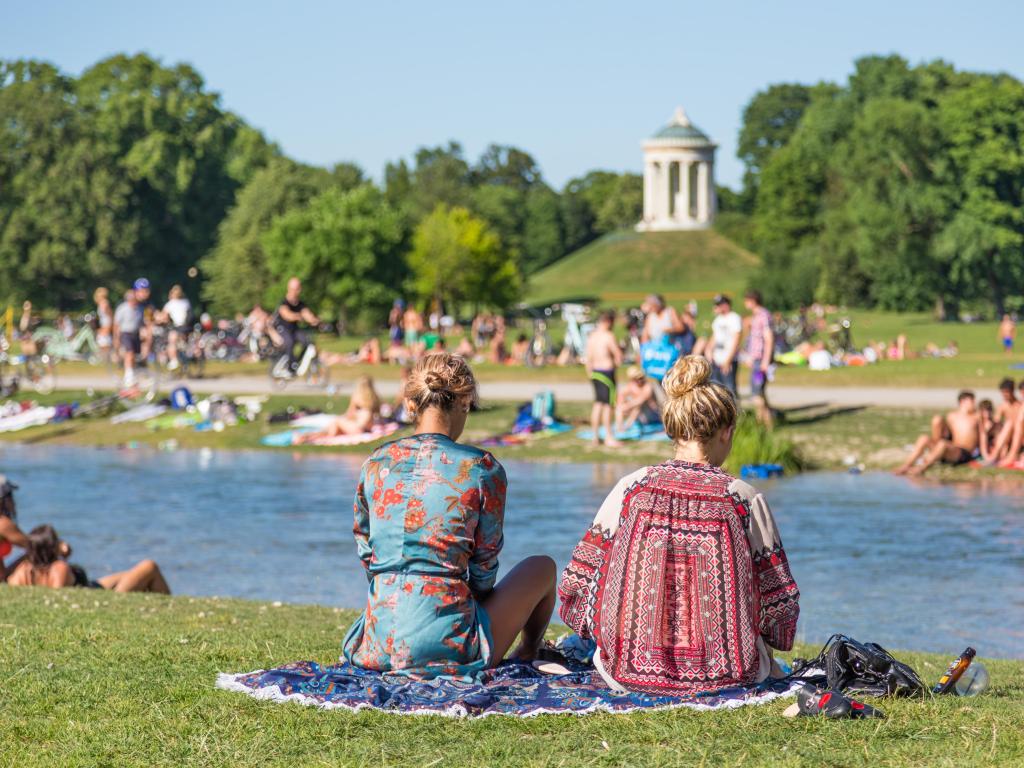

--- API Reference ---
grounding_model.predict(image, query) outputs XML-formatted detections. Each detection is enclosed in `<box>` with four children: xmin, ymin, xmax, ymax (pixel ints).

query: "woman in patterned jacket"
<box><xmin>342</xmin><ymin>351</ymin><xmax>556</xmax><ymax>678</ymax></box>
<box><xmin>558</xmin><ymin>355</ymin><xmax>800</xmax><ymax>696</ymax></box>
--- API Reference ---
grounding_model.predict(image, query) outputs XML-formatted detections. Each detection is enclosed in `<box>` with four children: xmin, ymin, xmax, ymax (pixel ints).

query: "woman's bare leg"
<box><xmin>97</xmin><ymin>559</ymin><xmax>171</xmax><ymax>594</ymax></box>
<box><xmin>481</xmin><ymin>555</ymin><xmax>556</xmax><ymax>664</ymax></box>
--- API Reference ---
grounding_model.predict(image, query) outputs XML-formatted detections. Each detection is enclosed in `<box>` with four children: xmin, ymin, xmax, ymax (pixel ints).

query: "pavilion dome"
<box><xmin>646</xmin><ymin>107</ymin><xmax>715</xmax><ymax>148</ymax></box>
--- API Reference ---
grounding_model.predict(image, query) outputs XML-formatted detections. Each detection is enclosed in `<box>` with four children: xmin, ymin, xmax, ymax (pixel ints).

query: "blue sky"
<box><xmin>4</xmin><ymin>0</ymin><xmax>1022</xmax><ymax>189</ymax></box>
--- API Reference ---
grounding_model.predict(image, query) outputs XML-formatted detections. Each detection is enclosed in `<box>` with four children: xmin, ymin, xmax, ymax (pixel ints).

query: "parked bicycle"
<box><xmin>0</xmin><ymin>335</ymin><xmax>56</xmax><ymax>395</ymax></box>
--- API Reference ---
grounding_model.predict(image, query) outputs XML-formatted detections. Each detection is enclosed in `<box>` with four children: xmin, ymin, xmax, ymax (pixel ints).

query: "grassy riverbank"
<box><xmin>4</xmin><ymin>391</ymin><xmax>1023</xmax><ymax>480</ymax></box>
<box><xmin>1</xmin><ymin>587</ymin><xmax>1021</xmax><ymax>767</ymax></box>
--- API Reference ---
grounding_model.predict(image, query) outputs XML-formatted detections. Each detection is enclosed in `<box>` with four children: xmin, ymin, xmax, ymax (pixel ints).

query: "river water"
<box><xmin>2</xmin><ymin>444</ymin><xmax>1022</xmax><ymax>658</ymax></box>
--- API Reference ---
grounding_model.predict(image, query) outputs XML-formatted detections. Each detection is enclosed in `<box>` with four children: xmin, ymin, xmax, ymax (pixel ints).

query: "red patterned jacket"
<box><xmin>558</xmin><ymin>460</ymin><xmax>800</xmax><ymax>696</ymax></box>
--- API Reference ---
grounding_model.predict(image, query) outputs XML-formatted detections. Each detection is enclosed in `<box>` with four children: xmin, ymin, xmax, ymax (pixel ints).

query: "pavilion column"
<box><xmin>643</xmin><ymin>161</ymin><xmax>655</xmax><ymax>221</ymax></box>
<box><xmin>649</xmin><ymin>161</ymin><xmax>659</xmax><ymax>223</ymax></box>
<box><xmin>697</xmin><ymin>161</ymin><xmax>709</xmax><ymax>222</ymax></box>
<box><xmin>677</xmin><ymin>158</ymin><xmax>690</xmax><ymax>223</ymax></box>
<box><xmin>707</xmin><ymin>160</ymin><xmax>716</xmax><ymax>219</ymax></box>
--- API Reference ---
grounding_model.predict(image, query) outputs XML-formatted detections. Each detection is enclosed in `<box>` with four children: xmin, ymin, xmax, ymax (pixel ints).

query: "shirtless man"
<box><xmin>999</xmin><ymin>314</ymin><xmax>1016</xmax><ymax>355</ymax></box>
<box><xmin>995</xmin><ymin>380</ymin><xmax>1024</xmax><ymax>467</ymax></box>
<box><xmin>982</xmin><ymin>378</ymin><xmax>1022</xmax><ymax>463</ymax></box>
<box><xmin>894</xmin><ymin>391</ymin><xmax>979</xmax><ymax>476</ymax></box>
<box><xmin>585</xmin><ymin>310</ymin><xmax>623</xmax><ymax>447</ymax></box>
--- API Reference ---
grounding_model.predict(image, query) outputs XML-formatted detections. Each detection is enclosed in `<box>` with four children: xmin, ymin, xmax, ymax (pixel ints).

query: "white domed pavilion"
<box><xmin>637</xmin><ymin>107</ymin><xmax>717</xmax><ymax>231</ymax></box>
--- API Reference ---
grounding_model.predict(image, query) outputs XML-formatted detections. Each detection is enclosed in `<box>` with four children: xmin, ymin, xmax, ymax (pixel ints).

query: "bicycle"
<box><xmin>31</xmin><ymin>321</ymin><xmax>100</xmax><ymax>364</ymax></box>
<box><xmin>0</xmin><ymin>335</ymin><xmax>57</xmax><ymax>395</ymax></box>
<box><xmin>269</xmin><ymin>341</ymin><xmax>330</xmax><ymax>389</ymax></box>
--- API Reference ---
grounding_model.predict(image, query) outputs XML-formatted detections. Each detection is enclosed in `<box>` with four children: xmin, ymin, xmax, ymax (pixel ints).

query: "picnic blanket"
<box><xmin>0</xmin><ymin>405</ymin><xmax>56</xmax><ymax>433</ymax></box>
<box><xmin>576</xmin><ymin>422</ymin><xmax>670</xmax><ymax>443</ymax></box>
<box><xmin>261</xmin><ymin>421</ymin><xmax>401</xmax><ymax>447</ymax></box>
<box><xmin>217</xmin><ymin>659</ymin><xmax>802</xmax><ymax>718</ymax></box>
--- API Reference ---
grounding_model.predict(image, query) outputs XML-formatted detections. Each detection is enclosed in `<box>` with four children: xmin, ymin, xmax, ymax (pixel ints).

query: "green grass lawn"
<box><xmin>525</xmin><ymin>229</ymin><xmax>760</xmax><ymax>308</ymax></box>
<box><xmin>1</xmin><ymin>587</ymin><xmax>1021</xmax><ymax>767</ymax></box>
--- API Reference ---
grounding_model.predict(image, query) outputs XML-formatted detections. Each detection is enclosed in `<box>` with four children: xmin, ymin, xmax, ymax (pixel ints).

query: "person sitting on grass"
<box><xmin>894</xmin><ymin>391</ymin><xmax>980</xmax><ymax>476</ymax></box>
<box><xmin>454</xmin><ymin>336</ymin><xmax>476</xmax><ymax>360</ymax></box>
<box><xmin>510</xmin><ymin>334</ymin><xmax>530</xmax><ymax>365</ymax></box>
<box><xmin>614</xmin><ymin>366</ymin><xmax>659</xmax><ymax>433</ymax></box>
<box><xmin>977</xmin><ymin>399</ymin><xmax>1001</xmax><ymax>463</ymax></box>
<box><xmin>559</xmin><ymin>355</ymin><xmax>800</xmax><ymax>695</ymax></box>
<box><xmin>995</xmin><ymin>384</ymin><xmax>1024</xmax><ymax>468</ymax></box>
<box><xmin>982</xmin><ymin>379</ymin><xmax>1022</xmax><ymax>463</ymax></box>
<box><xmin>6</xmin><ymin>524</ymin><xmax>171</xmax><ymax>593</ymax></box>
<box><xmin>585</xmin><ymin>309</ymin><xmax>623</xmax><ymax>448</ymax></box>
<box><xmin>341</xmin><ymin>352</ymin><xmax>556</xmax><ymax>677</ymax></box>
<box><xmin>293</xmin><ymin>376</ymin><xmax>382</xmax><ymax>444</ymax></box>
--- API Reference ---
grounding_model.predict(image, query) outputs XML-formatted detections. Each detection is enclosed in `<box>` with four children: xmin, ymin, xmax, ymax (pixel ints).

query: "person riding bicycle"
<box><xmin>274</xmin><ymin>277</ymin><xmax>319</xmax><ymax>375</ymax></box>
<box><xmin>161</xmin><ymin>285</ymin><xmax>193</xmax><ymax>372</ymax></box>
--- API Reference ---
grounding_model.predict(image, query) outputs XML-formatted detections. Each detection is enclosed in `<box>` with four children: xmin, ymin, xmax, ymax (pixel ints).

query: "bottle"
<box><xmin>932</xmin><ymin>647</ymin><xmax>976</xmax><ymax>694</ymax></box>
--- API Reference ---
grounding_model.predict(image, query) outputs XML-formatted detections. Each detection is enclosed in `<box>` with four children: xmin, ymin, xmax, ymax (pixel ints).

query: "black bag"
<box><xmin>792</xmin><ymin>634</ymin><xmax>925</xmax><ymax>698</ymax></box>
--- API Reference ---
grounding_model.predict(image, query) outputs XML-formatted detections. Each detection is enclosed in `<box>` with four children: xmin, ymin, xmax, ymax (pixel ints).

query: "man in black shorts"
<box><xmin>585</xmin><ymin>310</ymin><xmax>623</xmax><ymax>447</ymax></box>
<box><xmin>113</xmin><ymin>288</ymin><xmax>144</xmax><ymax>387</ymax></box>
<box><xmin>894</xmin><ymin>391</ymin><xmax>980</xmax><ymax>476</ymax></box>
<box><xmin>275</xmin><ymin>277</ymin><xmax>320</xmax><ymax>373</ymax></box>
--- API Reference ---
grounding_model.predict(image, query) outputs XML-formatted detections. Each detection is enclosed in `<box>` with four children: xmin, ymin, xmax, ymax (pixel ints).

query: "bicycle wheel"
<box><xmin>307</xmin><ymin>360</ymin><xmax>330</xmax><ymax>389</ymax></box>
<box><xmin>25</xmin><ymin>356</ymin><xmax>56</xmax><ymax>395</ymax></box>
<box><xmin>269</xmin><ymin>355</ymin><xmax>291</xmax><ymax>390</ymax></box>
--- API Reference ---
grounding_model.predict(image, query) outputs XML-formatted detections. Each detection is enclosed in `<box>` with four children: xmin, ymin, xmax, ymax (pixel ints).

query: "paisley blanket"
<box><xmin>217</xmin><ymin>660</ymin><xmax>801</xmax><ymax>718</ymax></box>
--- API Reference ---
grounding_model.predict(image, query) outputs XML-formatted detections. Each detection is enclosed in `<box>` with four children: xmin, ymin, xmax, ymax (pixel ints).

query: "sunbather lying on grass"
<box><xmin>7</xmin><ymin>524</ymin><xmax>170</xmax><ymax>593</ymax></box>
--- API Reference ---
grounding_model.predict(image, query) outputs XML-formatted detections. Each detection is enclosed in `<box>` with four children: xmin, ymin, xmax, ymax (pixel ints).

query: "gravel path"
<box><xmin>49</xmin><ymin>373</ymin><xmax>999</xmax><ymax>410</ymax></box>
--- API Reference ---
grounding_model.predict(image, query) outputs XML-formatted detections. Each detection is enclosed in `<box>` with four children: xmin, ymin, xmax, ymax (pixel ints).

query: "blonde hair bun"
<box><xmin>663</xmin><ymin>355</ymin><xmax>711</xmax><ymax>398</ymax></box>
<box><xmin>405</xmin><ymin>352</ymin><xmax>478</xmax><ymax>415</ymax></box>
<box><xmin>661</xmin><ymin>355</ymin><xmax>737</xmax><ymax>443</ymax></box>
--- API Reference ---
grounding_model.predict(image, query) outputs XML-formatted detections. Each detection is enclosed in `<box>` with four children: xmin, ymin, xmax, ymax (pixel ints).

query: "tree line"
<box><xmin>0</xmin><ymin>54</ymin><xmax>641</xmax><ymax>326</ymax></box>
<box><xmin>722</xmin><ymin>54</ymin><xmax>1024</xmax><ymax>317</ymax></box>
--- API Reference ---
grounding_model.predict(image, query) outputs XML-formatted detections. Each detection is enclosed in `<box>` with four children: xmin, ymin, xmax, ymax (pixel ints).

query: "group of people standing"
<box><xmin>339</xmin><ymin>350</ymin><xmax>800</xmax><ymax>694</ymax></box>
<box><xmin>584</xmin><ymin>290</ymin><xmax>777</xmax><ymax>446</ymax></box>
<box><xmin>93</xmin><ymin>278</ymin><xmax>195</xmax><ymax>386</ymax></box>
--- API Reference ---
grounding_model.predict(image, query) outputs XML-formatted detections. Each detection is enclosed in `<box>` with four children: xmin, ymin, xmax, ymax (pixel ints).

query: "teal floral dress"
<box><xmin>342</xmin><ymin>433</ymin><xmax>507</xmax><ymax>679</ymax></box>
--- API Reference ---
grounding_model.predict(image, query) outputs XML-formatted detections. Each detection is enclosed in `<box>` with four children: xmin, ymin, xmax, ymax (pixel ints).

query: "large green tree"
<box><xmin>200</xmin><ymin>159</ymin><xmax>348</xmax><ymax>315</ymax></box>
<box><xmin>935</xmin><ymin>75</ymin><xmax>1024</xmax><ymax>316</ymax></box>
<box><xmin>0</xmin><ymin>54</ymin><xmax>273</xmax><ymax>308</ymax></box>
<box><xmin>407</xmin><ymin>205</ymin><xmax>520</xmax><ymax>310</ymax></box>
<box><xmin>262</xmin><ymin>185</ymin><xmax>405</xmax><ymax>331</ymax></box>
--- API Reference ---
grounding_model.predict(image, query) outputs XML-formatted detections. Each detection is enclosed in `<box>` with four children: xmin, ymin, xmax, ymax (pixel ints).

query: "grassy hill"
<box><xmin>525</xmin><ymin>229</ymin><xmax>760</xmax><ymax>308</ymax></box>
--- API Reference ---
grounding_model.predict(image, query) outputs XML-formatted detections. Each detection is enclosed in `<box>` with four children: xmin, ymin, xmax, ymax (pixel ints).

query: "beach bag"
<box><xmin>170</xmin><ymin>386</ymin><xmax>194</xmax><ymax>410</ymax></box>
<box><xmin>640</xmin><ymin>339</ymin><xmax>680</xmax><ymax>382</ymax></box>
<box><xmin>531</xmin><ymin>390</ymin><xmax>556</xmax><ymax>422</ymax></box>
<box><xmin>793</xmin><ymin>634</ymin><xmax>925</xmax><ymax>698</ymax></box>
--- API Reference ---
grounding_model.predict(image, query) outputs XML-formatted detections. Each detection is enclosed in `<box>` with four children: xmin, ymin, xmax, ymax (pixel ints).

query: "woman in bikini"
<box><xmin>7</xmin><ymin>524</ymin><xmax>171</xmax><ymax>594</ymax></box>
<box><xmin>293</xmin><ymin>376</ymin><xmax>382</xmax><ymax>444</ymax></box>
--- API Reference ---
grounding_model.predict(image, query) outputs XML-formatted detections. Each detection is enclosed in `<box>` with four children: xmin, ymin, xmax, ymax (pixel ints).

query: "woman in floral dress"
<box><xmin>559</xmin><ymin>355</ymin><xmax>801</xmax><ymax>696</ymax></box>
<box><xmin>343</xmin><ymin>351</ymin><xmax>556</xmax><ymax>678</ymax></box>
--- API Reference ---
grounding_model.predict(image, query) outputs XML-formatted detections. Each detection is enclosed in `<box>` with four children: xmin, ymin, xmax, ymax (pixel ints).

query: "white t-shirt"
<box><xmin>711</xmin><ymin>311</ymin><xmax>742</xmax><ymax>367</ymax></box>
<box><xmin>163</xmin><ymin>298</ymin><xmax>192</xmax><ymax>328</ymax></box>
